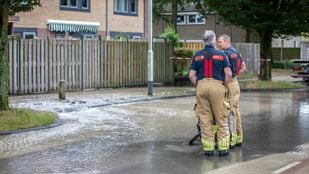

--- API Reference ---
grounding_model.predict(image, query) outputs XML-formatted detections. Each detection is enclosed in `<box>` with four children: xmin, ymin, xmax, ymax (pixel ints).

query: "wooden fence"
<box><xmin>8</xmin><ymin>37</ymin><xmax>174</xmax><ymax>95</ymax></box>
<box><xmin>181</xmin><ymin>41</ymin><xmax>260</xmax><ymax>74</ymax></box>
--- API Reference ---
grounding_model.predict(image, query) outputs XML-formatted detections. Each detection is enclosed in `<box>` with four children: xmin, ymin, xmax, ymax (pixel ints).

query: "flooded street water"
<box><xmin>0</xmin><ymin>89</ymin><xmax>308</xmax><ymax>174</ymax></box>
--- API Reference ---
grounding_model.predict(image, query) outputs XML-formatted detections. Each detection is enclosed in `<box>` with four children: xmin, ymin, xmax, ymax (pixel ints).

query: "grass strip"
<box><xmin>0</xmin><ymin>108</ymin><xmax>56</xmax><ymax>131</ymax></box>
<box><xmin>239</xmin><ymin>80</ymin><xmax>305</xmax><ymax>90</ymax></box>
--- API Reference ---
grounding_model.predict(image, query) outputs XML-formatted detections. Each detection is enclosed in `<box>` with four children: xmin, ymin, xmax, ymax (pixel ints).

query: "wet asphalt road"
<box><xmin>0</xmin><ymin>89</ymin><xmax>308</xmax><ymax>174</ymax></box>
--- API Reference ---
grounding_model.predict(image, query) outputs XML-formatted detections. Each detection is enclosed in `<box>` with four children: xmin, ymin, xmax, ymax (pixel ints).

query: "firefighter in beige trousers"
<box><xmin>189</xmin><ymin>30</ymin><xmax>232</xmax><ymax>156</ymax></box>
<box><xmin>217</xmin><ymin>34</ymin><xmax>247</xmax><ymax>147</ymax></box>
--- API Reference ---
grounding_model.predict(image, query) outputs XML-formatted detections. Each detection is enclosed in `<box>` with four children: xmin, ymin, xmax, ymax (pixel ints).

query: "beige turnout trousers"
<box><xmin>227</xmin><ymin>77</ymin><xmax>243</xmax><ymax>145</ymax></box>
<box><xmin>195</xmin><ymin>78</ymin><xmax>230</xmax><ymax>151</ymax></box>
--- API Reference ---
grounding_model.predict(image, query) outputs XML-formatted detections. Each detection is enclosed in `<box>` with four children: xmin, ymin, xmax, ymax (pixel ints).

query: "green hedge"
<box><xmin>272</xmin><ymin>48</ymin><xmax>300</xmax><ymax>61</ymax></box>
<box><xmin>272</xmin><ymin>61</ymin><xmax>296</xmax><ymax>69</ymax></box>
<box><xmin>172</xmin><ymin>48</ymin><xmax>193</xmax><ymax>78</ymax></box>
<box><xmin>173</xmin><ymin>48</ymin><xmax>193</xmax><ymax>58</ymax></box>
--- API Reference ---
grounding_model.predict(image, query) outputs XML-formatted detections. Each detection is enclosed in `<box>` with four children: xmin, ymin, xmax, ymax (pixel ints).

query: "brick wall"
<box><xmin>13</xmin><ymin>0</ymin><xmax>145</xmax><ymax>38</ymax></box>
<box><xmin>107</xmin><ymin>0</ymin><xmax>145</xmax><ymax>35</ymax></box>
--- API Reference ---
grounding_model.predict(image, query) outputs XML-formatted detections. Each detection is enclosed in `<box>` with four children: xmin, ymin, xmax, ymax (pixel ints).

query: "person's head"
<box><xmin>217</xmin><ymin>34</ymin><xmax>231</xmax><ymax>50</ymax></box>
<box><xmin>203</xmin><ymin>30</ymin><xmax>216</xmax><ymax>46</ymax></box>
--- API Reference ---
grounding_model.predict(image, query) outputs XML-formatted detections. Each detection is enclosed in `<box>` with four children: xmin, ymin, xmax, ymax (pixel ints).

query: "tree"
<box><xmin>196</xmin><ymin>0</ymin><xmax>309</xmax><ymax>80</ymax></box>
<box><xmin>0</xmin><ymin>0</ymin><xmax>41</xmax><ymax>110</ymax></box>
<box><xmin>153</xmin><ymin>0</ymin><xmax>193</xmax><ymax>32</ymax></box>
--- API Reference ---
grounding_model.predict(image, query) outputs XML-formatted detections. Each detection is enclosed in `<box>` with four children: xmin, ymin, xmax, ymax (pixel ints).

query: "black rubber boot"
<box><xmin>236</xmin><ymin>142</ymin><xmax>242</xmax><ymax>147</ymax></box>
<box><xmin>218</xmin><ymin>150</ymin><xmax>230</xmax><ymax>157</ymax></box>
<box><xmin>229</xmin><ymin>144</ymin><xmax>235</xmax><ymax>149</ymax></box>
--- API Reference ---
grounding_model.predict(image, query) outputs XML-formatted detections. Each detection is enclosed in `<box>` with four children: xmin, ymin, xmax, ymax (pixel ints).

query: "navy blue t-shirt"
<box><xmin>224</xmin><ymin>47</ymin><xmax>244</xmax><ymax>77</ymax></box>
<box><xmin>190</xmin><ymin>45</ymin><xmax>230</xmax><ymax>81</ymax></box>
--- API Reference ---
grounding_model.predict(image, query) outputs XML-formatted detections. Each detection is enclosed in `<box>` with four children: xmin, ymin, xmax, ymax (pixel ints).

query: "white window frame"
<box><xmin>60</xmin><ymin>0</ymin><xmax>78</xmax><ymax>8</ymax></box>
<box><xmin>114</xmin><ymin>0</ymin><xmax>137</xmax><ymax>15</ymax></box>
<box><xmin>187</xmin><ymin>14</ymin><xmax>205</xmax><ymax>25</ymax></box>
<box><xmin>114</xmin><ymin>0</ymin><xmax>128</xmax><ymax>13</ymax></box>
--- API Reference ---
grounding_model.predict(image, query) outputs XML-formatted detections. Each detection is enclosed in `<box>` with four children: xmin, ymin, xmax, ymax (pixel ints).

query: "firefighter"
<box><xmin>217</xmin><ymin>34</ymin><xmax>247</xmax><ymax>147</ymax></box>
<box><xmin>189</xmin><ymin>30</ymin><xmax>232</xmax><ymax>156</ymax></box>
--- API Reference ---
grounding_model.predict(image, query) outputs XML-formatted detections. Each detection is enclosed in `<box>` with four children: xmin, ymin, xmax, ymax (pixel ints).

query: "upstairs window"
<box><xmin>114</xmin><ymin>0</ymin><xmax>138</xmax><ymax>16</ymax></box>
<box><xmin>187</xmin><ymin>14</ymin><xmax>205</xmax><ymax>25</ymax></box>
<box><xmin>60</xmin><ymin>0</ymin><xmax>90</xmax><ymax>12</ymax></box>
<box><xmin>177</xmin><ymin>15</ymin><xmax>185</xmax><ymax>25</ymax></box>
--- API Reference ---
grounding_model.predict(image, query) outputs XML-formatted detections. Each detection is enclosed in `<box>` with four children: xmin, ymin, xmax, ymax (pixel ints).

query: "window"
<box><xmin>177</xmin><ymin>15</ymin><xmax>185</xmax><ymax>25</ymax></box>
<box><xmin>187</xmin><ymin>14</ymin><xmax>205</xmax><ymax>24</ymax></box>
<box><xmin>23</xmin><ymin>32</ymin><xmax>36</xmax><ymax>39</ymax></box>
<box><xmin>114</xmin><ymin>0</ymin><xmax>137</xmax><ymax>16</ymax></box>
<box><xmin>81</xmin><ymin>0</ymin><xmax>88</xmax><ymax>9</ymax></box>
<box><xmin>55</xmin><ymin>32</ymin><xmax>65</xmax><ymax>38</ymax></box>
<box><xmin>110</xmin><ymin>31</ymin><xmax>142</xmax><ymax>39</ymax></box>
<box><xmin>13</xmin><ymin>28</ymin><xmax>37</xmax><ymax>38</ymax></box>
<box><xmin>60</xmin><ymin>0</ymin><xmax>90</xmax><ymax>12</ymax></box>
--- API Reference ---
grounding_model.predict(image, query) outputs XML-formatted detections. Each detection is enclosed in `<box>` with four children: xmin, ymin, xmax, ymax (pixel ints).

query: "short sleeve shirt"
<box><xmin>190</xmin><ymin>45</ymin><xmax>230</xmax><ymax>81</ymax></box>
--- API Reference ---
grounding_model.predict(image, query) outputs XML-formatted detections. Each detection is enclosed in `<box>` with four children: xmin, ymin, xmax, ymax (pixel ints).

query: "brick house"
<box><xmin>153</xmin><ymin>3</ymin><xmax>247</xmax><ymax>42</ymax></box>
<box><xmin>8</xmin><ymin>0</ymin><xmax>147</xmax><ymax>39</ymax></box>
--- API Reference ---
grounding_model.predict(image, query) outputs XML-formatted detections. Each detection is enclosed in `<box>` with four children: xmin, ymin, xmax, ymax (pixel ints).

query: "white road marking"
<box><xmin>272</xmin><ymin>161</ymin><xmax>302</xmax><ymax>174</ymax></box>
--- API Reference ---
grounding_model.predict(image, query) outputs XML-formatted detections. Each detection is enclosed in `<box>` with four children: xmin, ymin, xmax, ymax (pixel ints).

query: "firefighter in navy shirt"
<box><xmin>189</xmin><ymin>30</ymin><xmax>232</xmax><ymax>156</ymax></box>
<box><xmin>217</xmin><ymin>34</ymin><xmax>247</xmax><ymax>148</ymax></box>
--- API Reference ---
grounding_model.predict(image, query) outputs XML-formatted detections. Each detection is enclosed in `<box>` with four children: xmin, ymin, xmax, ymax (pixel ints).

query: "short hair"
<box><xmin>203</xmin><ymin>30</ymin><xmax>216</xmax><ymax>46</ymax></box>
<box><xmin>218</xmin><ymin>34</ymin><xmax>231</xmax><ymax>43</ymax></box>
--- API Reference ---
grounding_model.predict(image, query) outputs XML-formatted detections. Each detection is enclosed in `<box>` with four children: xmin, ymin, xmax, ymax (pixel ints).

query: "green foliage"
<box><xmin>173</xmin><ymin>48</ymin><xmax>193</xmax><ymax>58</ymax></box>
<box><xmin>237</xmin><ymin>73</ymin><xmax>257</xmax><ymax>80</ymax></box>
<box><xmin>160</xmin><ymin>26</ymin><xmax>180</xmax><ymax>47</ymax></box>
<box><xmin>196</xmin><ymin>0</ymin><xmax>309</xmax><ymax>81</ymax></box>
<box><xmin>272</xmin><ymin>61</ymin><xmax>296</xmax><ymax>69</ymax></box>
<box><xmin>196</xmin><ymin>1</ymin><xmax>309</xmax><ymax>36</ymax></box>
<box><xmin>174</xmin><ymin>59</ymin><xmax>191</xmax><ymax>78</ymax></box>
<box><xmin>8</xmin><ymin>0</ymin><xmax>41</xmax><ymax>15</ymax></box>
<box><xmin>0</xmin><ymin>108</ymin><xmax>55</xmax><ymax>131</ymax></box>
<box><xmin>1</xmin><ymin>0</ymin><xmax>41</xmax><ymax>110</ymax></box>
<box><xmin>153</xmin><ymin>0</ymin><xmax>191</xmax><ymax>24</ymax></box>
<box><xmin>172</xmin><ymin>48</ymin><xmax>193</xmax><ymax>78</ymax></box>
<box><xmin>239</xmin><ymin>80</ymin><xmax>304</xmax><ymax>90</ymax></box>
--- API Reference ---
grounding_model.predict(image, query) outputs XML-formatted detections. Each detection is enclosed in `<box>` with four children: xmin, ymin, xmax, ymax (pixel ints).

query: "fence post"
<box><xmin>47</xmin><ymin>37</ymin><xmax>50</xmax><ymax>92</ymax></box>
<box><xmin>80</xmin><ymin>37</ymin><xmax>84</xmax><ymax>90</ymax></box>
<box><xmin>99</xmin><ymin>35</ymin><xmax>102</xmax><ymax>87</ymax></box>
<box><xmin>58</xmin><ymin>80</ymin><xmax>65</xmax><ymax>100</ymax></box>
<box><xmin>18</xmin><ymin>36</ymin><xmax>22</xmax><ymax>95</ymax></box>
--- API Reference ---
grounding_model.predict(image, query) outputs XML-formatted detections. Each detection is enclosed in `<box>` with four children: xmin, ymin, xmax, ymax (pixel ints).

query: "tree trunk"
<box><xmin>245</xmin><ymin>30</ymin><xmax>250</xmax><ymax>42</ymax></box>
<box><xmin>258</xmin><ymin>30</ymin><xmax>273</xmax><ymax>81</ymax></box>
<box><xmin>0</xmin><ymin>0</ymin><xmax>10</xmax><ymax>110</ymax></box>
<box><xmin>171</xmin><ymin>0</ymin><xmax>177</xmax><ymax>32</ymax></box>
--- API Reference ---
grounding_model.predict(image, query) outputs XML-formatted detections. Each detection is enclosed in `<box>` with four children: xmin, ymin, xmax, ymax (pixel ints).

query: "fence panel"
<box><xmin>8</xmin><ymin>38</ymin><xmax>174</xmax><ymax>95</ymax></box>
<box><xmin>301</xmin><ymin>42</ymin><xmax>309</xmax><ymax>60</ymax></box>
<box><xmin>181</xmin><ymin>41</ymin><xmax>260</xmax><ymax>74</ymax></box>
<box><xmin>233</xmin><ymin>43</ymin><xmax>260</xmax><ymax>74</ymax></box>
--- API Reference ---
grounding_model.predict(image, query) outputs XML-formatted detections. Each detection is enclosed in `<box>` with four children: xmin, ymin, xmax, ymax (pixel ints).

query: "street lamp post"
<box><xmin>147</xmin><ymin>0</ymin><xmax>153</xmax><ymax>96</ymax></box>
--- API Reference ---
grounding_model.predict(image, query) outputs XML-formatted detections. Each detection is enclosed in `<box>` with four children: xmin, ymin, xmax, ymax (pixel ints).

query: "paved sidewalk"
<box><xmin>9</xmin><ymin>87</ymin><xmax>196</xmax><ymax>113</ymax></box>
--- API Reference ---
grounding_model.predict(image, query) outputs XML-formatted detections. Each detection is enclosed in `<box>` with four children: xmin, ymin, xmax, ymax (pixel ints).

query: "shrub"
<box><xmin>173</xmin><ymin>48</ymin><xmax>193</xmax><ymax>58</ymax></box>
<box><xmin>160</xmin><ymin>26</ymin><xmax>180</xmax><ymax>48</ymax></box>
<box><xmin>172</xmin><ymin>48</ymin><xmax>193</xmax><ymax>78</ymax></box>
<box><xmin>273</xmin><ymin>61</ymin><xmax>296</xmax><ymax>69</ymax></box>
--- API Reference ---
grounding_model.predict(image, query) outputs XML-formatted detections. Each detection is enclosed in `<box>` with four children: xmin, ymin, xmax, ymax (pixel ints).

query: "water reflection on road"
<box><xmin>0</xmin><ymin>90</ymin><xmax>308</xmax><ymax>174</ymax></box>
